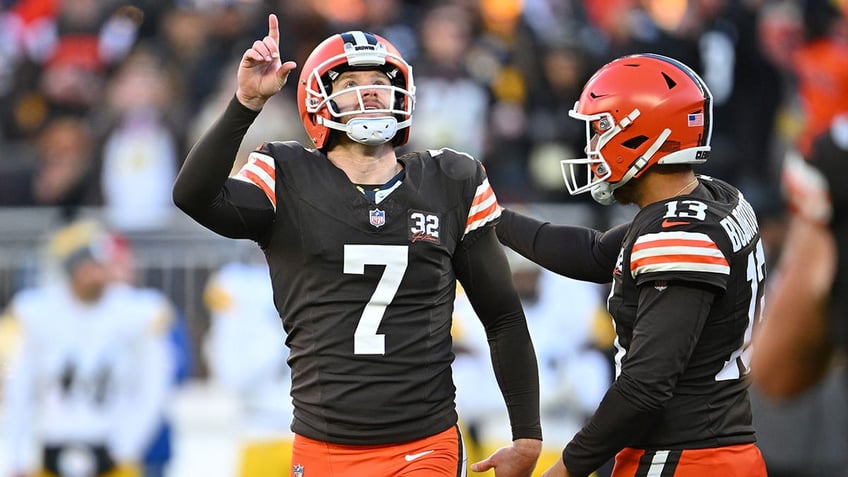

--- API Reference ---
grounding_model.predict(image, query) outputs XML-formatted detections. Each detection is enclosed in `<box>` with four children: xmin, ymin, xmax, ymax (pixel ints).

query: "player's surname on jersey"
<box><xmin>719</xmin><ymin>195</ymin><xmax>760</xmax><ymax>252</ymax></box>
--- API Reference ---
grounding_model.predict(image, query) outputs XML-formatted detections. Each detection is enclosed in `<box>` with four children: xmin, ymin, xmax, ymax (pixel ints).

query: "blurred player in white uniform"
<box><xmin>107</xmin><ymin>232</ymin><xmax>190</xmax><ymax>477</ymax></box>
<box><xmin>451</xmin><ymin>249</ymin><xmax>610</xmax><ymax>476</ymax></box>
<box><xmin>203</xmin><ymin>259</ymin><xmax>292</xmax><ymax>477</ymax></box>
<box><xmin>1</xmin><ymin>219</ymin><xmax>174</xmax><ymax>477</ymax></box>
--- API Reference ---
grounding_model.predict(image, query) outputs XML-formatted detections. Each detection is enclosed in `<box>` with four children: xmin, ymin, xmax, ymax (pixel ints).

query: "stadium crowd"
<box><xmin>0</xmin><ymin>0</ymin><xmax>807</xmax><ymax>217</ymax></box>
<box><xmin>0</xmin><ymin>0</ymin><xmax>846</xmax><ymax>476</ymax></box>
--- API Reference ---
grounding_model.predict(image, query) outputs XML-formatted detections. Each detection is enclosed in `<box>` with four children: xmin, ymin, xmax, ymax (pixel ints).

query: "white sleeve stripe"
<box><xmin>469</xmin><ymin>190</ymin><xmax>497</xmax><ymax>216</ymax></box>
<box><xmin>235</xmin><ymin>162</ymin><xmax>275</xmax><ymax>192</ymax></box>
<box><xmin>247</xmin><ymin>151</ymin><xmax>275</xmax><ymax>167</ymax></box>
<box><xmin>635</xmin><ymin>231</ymin><xmax>712</xmax><ymax>242</ymax></box>
<box><xmin>631</xmin><ymin>245</ymin><xmax>726</xmax><ymax>261</ymax></box>
<box><xmin>464</xmin><ymin>207</ymin><xmax>501</xmax><ymax>235</ymax></box>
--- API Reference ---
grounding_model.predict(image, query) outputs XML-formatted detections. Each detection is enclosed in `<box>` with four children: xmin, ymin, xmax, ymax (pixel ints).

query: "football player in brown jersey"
<box><xmin>496</xmin><ymin>54</ymin><xmax>768</xmax><ymax>477</ymax></box>
<box><xmin>173</xmin><ymin>13</ymin><xmax>542</xmax><ymax>477</ymax></box>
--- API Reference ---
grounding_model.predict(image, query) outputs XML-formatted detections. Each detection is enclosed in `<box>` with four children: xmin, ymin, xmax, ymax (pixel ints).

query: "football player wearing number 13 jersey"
<box><xmin>173</xmin><ymin>13</ymin><xmax>542</xmax><ymax>477</ymax></box>
<box><xmin>496</xmin><ymin>54</ymin><xmax>768</xmax><ymax>477</ymax></box>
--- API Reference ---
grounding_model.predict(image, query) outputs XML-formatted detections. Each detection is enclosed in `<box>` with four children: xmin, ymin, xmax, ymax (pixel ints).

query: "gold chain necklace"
<box><xmin>674</xmin><ymin>178</ymin><xmax>698</xmax><ymax>197</ymax></box>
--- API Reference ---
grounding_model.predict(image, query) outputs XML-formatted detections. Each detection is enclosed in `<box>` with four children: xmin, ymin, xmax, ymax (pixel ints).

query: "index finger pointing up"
<box><xmin>268</xmin><ymin>14</ymin><xmax>280</xmax><ymax>47</ymax></box>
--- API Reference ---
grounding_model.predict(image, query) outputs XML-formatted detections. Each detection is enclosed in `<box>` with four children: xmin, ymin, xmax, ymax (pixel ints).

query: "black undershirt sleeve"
<box><xmin>495</xmin><ymin>208</ymin><xmax>628</xmax><ymax>283</ymax></box>
<box><xmin>172</xmin><ymin>96</ymin><xmax>276</xmax><ymax>241</ymax></box>
<box><xmin>454</xmin><ymin>226</ymin><xmax>542</xmax><ymax>441</ymax></box>
<box><xmin>563</xmin><ymin>283</ymin><xmax>716</xmax><ymax>477</ymax></box>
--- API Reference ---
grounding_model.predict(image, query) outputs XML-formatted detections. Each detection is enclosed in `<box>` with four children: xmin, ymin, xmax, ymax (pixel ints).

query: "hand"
<box><xmin>236</xmin><ymin>13</ymin><xmax>297</xmax><ymax>111</ymax></box>
<box><xmin>539</xmin><ymin>457</ymin><xmax>575</xmax><ymax>477</ymax></box>
<box><xmin>471</xmin><ymin>438</ymin><xmax>541</xmax><ymax>477</ymax></box>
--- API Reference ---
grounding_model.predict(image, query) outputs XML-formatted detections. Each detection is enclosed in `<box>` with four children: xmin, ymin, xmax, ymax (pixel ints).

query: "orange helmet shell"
<box><xmin>561</xmin><ymin>54</ymin><xmax>713</xmax><ymax>200</ymax></box>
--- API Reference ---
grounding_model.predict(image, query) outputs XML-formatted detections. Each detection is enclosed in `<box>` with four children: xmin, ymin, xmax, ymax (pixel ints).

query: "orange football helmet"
<box><xmin>297</xmin><ymin>31</ymin><xmax>415</xmax><ymax>149</ymax></box>
<box><xmin>561</xmin><ymin>54</ymin><xmax>713</xmax><ymax>205</ymax></box>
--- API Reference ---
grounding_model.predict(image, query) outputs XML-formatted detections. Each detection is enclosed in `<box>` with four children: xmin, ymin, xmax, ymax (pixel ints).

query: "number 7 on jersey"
<box><xmin>344</xmin><ymin>245</ymin><xmax>409</xmax><ymax>355</ymax></box>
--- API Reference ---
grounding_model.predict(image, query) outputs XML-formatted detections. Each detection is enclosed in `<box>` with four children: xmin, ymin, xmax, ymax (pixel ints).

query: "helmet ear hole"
<box><xmin>621</xmin><ymin>136</ymin><xmax>649</xmax><ymax>149</ymax></box>
<box><xmin>661</xmin><ymin>72</ymin><xmax>677</xmax><ymax>89</ymax></box>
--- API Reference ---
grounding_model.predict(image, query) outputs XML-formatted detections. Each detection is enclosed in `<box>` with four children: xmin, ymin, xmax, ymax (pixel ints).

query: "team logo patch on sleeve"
<box><xmin>409</xmin><ymin>210</ymin><xmax>441</xmax><ymax>244</ymax></box>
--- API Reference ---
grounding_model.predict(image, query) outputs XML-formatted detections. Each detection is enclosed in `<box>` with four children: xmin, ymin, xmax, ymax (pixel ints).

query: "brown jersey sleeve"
<box><xmin>496</xmin><ymin>208</ymin><xmax>627</xmax><ymax>283</ymax></box>
<box><xmin>173</xmin><ymin>96</ymin><xmax>276</xmax><ymax>241</ymax></box>
<box><xmin>454</xmin><ymin>226</ymin><xmax>543</xmax><ymax>441</ymax></box>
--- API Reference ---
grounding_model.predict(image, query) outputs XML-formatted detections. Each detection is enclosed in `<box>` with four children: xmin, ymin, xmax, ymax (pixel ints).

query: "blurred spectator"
<box><xmin>99</xmin><ymin>47</ymin><xmax>181</xmax><ymax>231</ymax></box>
<box><xmin>359</xmin><ymin>0</ymin><xmax>419</xmax><ymax>61</ymax></box>
<box><xmin>151</xmin><ymin>6</ymin><xmax>212</xmax><ymax>113</ymax></box>
<box><xmin>522</xmin><ymin>0</ymin><xmax>593</xmax><ymax>48</ymax></box>
<box><xmin>272</xmin><ymin>2</ymin><xmax>332</xmax><ymax>78</ymax></box>
<box><xmin>677</xmin><ymin>0</ymin><xmax>785</xmax><ymax>212</ymax></box>
<box><xmin>203</xmin><ymin>256</ymin><xmax>292</xmax><ymax>477</ymax></box>
<box><xmin>791</xmin><ymin>11</ymin><xmax>848</xmax><ymax>159</ymax></box>
<box><xmin>524</xmin><ymin>42</ymin><xmax>595</xmax><ymax>201</ymax></box>
<box><xmin>0</xmin><ymin>0</ymin><xmax>140</xmax><ymax>132</ymax></box>
<box><xmin>405</xmin><ymin>3</ymin><xmax>489</xmax><ymax>159</ymax></box>
<box><xmin>0</xmin><ymin>0</ymin><xmax>58</xmax><ymax>67</ymax></box>
<box><xmin>469</xmin><ymin>0</ymin><xmax>544</xmax><ymax>202</ymax></box>
<box><xmin>40</xmin><ymin>0</ymin><xmax>135</xmax><ymax>115</ymax></box>
<box><xmin>174</xmin><ymin>1</ymin><xmax>266</xmax><ymax>112</ymax></box>
<box><xmin>1</xmin><ymin>219</ymin><xmax>174</xmax><ymax>477</ymax></box>
<box><xmin>0</xmin><ymin>115</ymin><xmax>101</xmax><ymax>213</ymax></box>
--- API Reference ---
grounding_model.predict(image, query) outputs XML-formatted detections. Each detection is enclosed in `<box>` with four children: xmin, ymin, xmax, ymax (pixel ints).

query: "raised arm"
<box><xmin>236</xmin><ymin>13</ymin><xmax>297</xmax><ymax>111</ymax></box>
<box><xmin>172</xmin><ymin>14</ymin><xmax>297</xmax><ymax>240</ymax></box>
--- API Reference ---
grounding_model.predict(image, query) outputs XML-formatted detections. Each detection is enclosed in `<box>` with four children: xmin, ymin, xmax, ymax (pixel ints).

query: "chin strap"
<box><xmin>591</xmin><ymin>183</ymin><xmax>616</xmax><ymax>205</ymax></box>
<box><xmin>590</xmin><ymin>127</ymin><xmax>672</xmax><ymax>206</ymax></box>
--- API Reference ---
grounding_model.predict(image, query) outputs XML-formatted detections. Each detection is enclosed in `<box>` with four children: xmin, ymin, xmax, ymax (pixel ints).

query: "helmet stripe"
<box><xmin>340</xmin><ymin>31</ymin><xmax>379</xmax><ymax>47</ymax></box>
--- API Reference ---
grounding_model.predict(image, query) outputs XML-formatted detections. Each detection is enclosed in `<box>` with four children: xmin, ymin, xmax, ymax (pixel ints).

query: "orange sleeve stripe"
<box><xmin>252</xmin><ymin>156</ymin><xmax>276</xmax><ymax>177</ymax></box>
<box><xmin>471</xmin><ymin>185</ymin><xmax>494</xmax><ymax>207</ymax></box>
<box><xmin>241</xmin><ymin>169</ymin><xmax>276</xmax><ymax>208</ymax></box>
<box><xmin>631</xmin><ymin>253</ymin><xmax>729</xmax><ymax>268</ymax></box>
<box><xmin>466</xmin><ymin>201</ymin><xmax>499</xmax><ymax>228</ymax></box>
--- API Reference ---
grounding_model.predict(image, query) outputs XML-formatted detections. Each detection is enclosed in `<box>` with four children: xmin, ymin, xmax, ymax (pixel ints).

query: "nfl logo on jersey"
<box><xmin>369</xmin><ymin>208</ymin><xmax>386</xmax><ymax>228</ymax></box>
<box><xmin>293</xmin><ymin>464</ymin><xmax>304</xmax><ymax>477</ymax></box>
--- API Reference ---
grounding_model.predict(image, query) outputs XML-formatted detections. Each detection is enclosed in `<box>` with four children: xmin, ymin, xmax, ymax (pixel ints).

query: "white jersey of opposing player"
<box><xmin>451</xmin><ymin>266</ymin><xmax>611</xmax><ymax>446</ymax></box>
<box><xmin>203</xmin><ymin>262</ymin><xmax>292</xmax><ymax>438</ymax></box>
<box><xmin>2</xmin><ymin>282</ymin><xmax>174</xmax><ymax>474</ymax></box>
